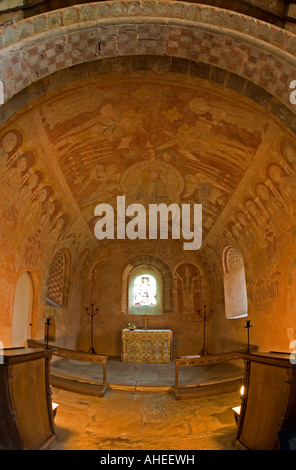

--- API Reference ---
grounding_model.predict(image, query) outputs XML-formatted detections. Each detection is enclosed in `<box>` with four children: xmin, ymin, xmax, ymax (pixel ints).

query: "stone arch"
<box><xmin>0</xmin><ymin>1</ymin><xmax>295</xmax><ymax>134</ymax></box>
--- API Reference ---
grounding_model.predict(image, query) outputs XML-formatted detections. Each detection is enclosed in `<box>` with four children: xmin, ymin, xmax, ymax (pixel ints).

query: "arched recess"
<box><xmin>127</xmin><ymin>266</ymin><xmax>163</xmax><ymax>315</ymax></box>
<box><xmin>12</xmin><ymin>271</ymin><xmax>34</xmax><ymax>347</ymax></box>
<box><xmin>221</xmin><ymin>246</ymin><xmax>248</xmax><ymax>319</ymax></box>
<box><xmin>172</xmin><ymin>262</ymin><xmax>204</xmax><ymax>314</ymax></box>
<box><xmin>121</xmin><ymin>255</ymin><xmax>173</xmax><ymax>314</ymax></box>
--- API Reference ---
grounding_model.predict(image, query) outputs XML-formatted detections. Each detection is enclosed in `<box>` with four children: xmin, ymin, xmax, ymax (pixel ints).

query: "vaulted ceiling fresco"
<box><xmin>30</xmin><ymin>73</ymin><xmax>270</xmax><ymax>231</ymax></box>
<box><xmin>1</xmin><ymin>70</ymin><xmax>296</xmax><ymax>274</ymax></box>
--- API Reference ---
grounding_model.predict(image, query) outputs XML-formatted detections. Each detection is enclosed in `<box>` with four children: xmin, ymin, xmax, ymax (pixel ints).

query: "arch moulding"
<box><xmin>0</xmin><ymin>1</ymin><xmax>296</xmax><ymax>132</ymax></box>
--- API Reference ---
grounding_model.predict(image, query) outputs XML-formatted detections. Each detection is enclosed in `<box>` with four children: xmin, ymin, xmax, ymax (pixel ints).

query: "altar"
<box><xmin>121</xmin><ymin>329</ymin><xmax>173</xmax><ymax>363</ymax></box>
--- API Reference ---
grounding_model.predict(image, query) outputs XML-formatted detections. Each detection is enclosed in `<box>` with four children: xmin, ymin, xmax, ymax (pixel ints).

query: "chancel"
<box><xmin>1</xmin><ymin>0</ymin><xmax>296</xmax><ymax>452</ymax></box>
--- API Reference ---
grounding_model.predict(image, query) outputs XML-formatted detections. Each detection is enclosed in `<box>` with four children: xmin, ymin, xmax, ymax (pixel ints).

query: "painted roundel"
<box><xmin>120</xmin><ymin>160</ymin><xmax>185</xmax><ymax>206</ymax></box>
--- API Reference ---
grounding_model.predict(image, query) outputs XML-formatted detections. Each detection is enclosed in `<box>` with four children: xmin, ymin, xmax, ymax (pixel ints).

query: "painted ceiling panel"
<box><xmin>37</xmin><ymin>71</ymin><xmax>270</xmax><ymax>238</ymax></box>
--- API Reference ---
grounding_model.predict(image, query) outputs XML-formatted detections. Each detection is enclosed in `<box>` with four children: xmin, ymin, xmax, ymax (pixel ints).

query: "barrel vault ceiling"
<box><xmin>3</xmin><ymin>67</ymin><xmax>295</xmax><ymax>267</ymax></box>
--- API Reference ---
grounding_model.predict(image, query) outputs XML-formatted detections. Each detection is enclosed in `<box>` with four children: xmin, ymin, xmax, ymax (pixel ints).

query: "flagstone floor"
<box><xmin>50</xmin><ymin>356</ymin><xmax>244</xmax><ymax>388</ymax></box>
<box><xmin>51</xmin><ymin>387</ymin><xmax>240</xmax><ymax>450</ymax></box>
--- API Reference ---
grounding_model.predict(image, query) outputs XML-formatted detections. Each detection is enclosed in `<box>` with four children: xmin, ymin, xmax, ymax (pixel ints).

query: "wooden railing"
<box><xmin>174</xmin><ymin>347</ymin><xmax>257</xmax><ymax>389</ymax></box>
<box><xmin>27</xmin><ymin>339</ymin><xmax>108</xmax><ymax>389</ymax></box>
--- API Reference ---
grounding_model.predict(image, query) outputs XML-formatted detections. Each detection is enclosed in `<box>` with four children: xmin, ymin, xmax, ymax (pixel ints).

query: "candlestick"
<box><xmin>44</xmin><ymin>317</ymin><xmax>51</xmax><ymax>349</ymax></box>
<box><xmin>86</xmin><ymin>303</ymin><xmax>99</xmax><ymax>354</ymax></box>
<box><xmin>197</xmin><ymin>305</ymin><xmax>213</xmax><ymax>356</ymax></box>
<box><xmin>244</xmin><ymin>320</ymin><xmax>252</xmax><ymax>352</ymax></box>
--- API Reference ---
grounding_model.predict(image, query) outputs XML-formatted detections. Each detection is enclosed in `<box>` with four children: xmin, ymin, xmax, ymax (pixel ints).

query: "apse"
<box><xmin>1</xmin><ymin>66</ymin><xmax>296</xmax><ymax>355</ymax></box>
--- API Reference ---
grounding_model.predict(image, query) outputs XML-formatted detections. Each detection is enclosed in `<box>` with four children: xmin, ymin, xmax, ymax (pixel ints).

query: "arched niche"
<box><xmin>121</xmin><ymin>255</ymin><xmax>173</xmax><ymax>314</ymax></box>
<box><xmin>127</xmin><ymin>266</ymin><xmax>163</xmax><ymax>315</ymax></box>
<box><xmin>172</xmin><ymin>262</ymin><xmax>204</xmax><ymax>315</ymax></box>
<box><xmin>12</xmin><ymin>271</ymin><xmax>34</xmax><ymax>347</ymax></box>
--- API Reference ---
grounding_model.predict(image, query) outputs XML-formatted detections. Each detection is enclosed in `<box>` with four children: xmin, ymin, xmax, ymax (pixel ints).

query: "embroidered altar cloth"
<box><xmin>122</xmin><ymin>329</ymin><xmax>172</xmax><ymax>363</ymax></box>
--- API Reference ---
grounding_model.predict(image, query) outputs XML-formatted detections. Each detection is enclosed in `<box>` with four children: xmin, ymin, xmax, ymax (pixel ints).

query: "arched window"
<box><xmin>126</xmin><ymin>265</ymin><xmax>163</xmax><ymax>315</ymax></box>
<box><xmin>221</xmin><ymin>246</ymin><xmax>248</xmax><ymax>319</ymax></box>
<box><xmin>46</xmin><ymin>249</ymin><xmax>70</xmax><ymax>308</ymax></box>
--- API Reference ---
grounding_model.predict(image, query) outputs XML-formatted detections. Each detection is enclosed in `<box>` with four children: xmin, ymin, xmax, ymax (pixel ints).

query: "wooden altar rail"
<box><xmin>27</xmin><ymin>339</ymin><xmax>108</xmax><ymax>390</ymax></box>
<box><xmin>174</xmin><ymin>347</ymin><xmax>257</xmax><ymax>389</ymax></box>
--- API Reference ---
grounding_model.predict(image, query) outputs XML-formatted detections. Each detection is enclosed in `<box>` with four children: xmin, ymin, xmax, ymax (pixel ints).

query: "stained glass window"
<box><xmin>133</xmin><ymin>274</ymin><xmax>157</xmax><ymax>306</ymax></box>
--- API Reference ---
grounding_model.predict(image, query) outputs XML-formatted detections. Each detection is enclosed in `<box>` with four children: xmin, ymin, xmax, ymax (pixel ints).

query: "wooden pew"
<box><xmin>28</xmin><ymin>339</ymin><xmax>108</xmax><ymax>397</ymax></box>
<box><xmin>174</xmin><ymin>347</ymin><xmax>257</xmax><ymax>399</ymax></box>
<box><xmin>0</xmin><ymin>347</ymin><xmax>56</xmax><ymax>449</ymax></box>
<box><xmin>235</xmin><ymin>351</ymin><xmax>296</xmax><ymax>450</ymax></box>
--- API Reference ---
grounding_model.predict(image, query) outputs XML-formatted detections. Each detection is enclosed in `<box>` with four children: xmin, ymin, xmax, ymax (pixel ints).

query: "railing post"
<box><xmin>103</xmin><ymin>360</ymin><xmax>107</xmax><ymax>387</ymax></box>
<box><xmin>175</xmin><ymin>360</ymin><xmax>179</xmax><ymax>388</ymax></box>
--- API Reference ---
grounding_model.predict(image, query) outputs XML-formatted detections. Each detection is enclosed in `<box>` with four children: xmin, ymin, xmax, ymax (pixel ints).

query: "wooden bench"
<box><xmin>174</xmin><ymin>347</ymin><xmax>257</xmax><ymax>399</ymax></box>
<box><xmin>27</xmin><ymin>339</ymin><xmax>108</xmax><ymax>397</ymax></box>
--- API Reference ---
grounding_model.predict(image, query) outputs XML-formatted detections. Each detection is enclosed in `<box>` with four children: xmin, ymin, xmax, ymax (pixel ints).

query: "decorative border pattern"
<box><xmin>0</xmin><ymin>1</ymin><xmax>295</xmax><ymax>119</ymax></box>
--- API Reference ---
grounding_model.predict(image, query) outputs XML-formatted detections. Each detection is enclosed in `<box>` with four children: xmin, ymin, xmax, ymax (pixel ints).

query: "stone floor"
<box><xmin>51</xmin><ymin>356</ymin><xmax>244</xmax><ymax>389</ymax></box>
<box><xmin>51</xmin><ymin>388</ymin><xmax>240</xmax><ymax>450</ymax></box>
<box><xmin>50</xmin><ymin>357</ymin><xmax>243</xmax><ymax>450</ymax></box>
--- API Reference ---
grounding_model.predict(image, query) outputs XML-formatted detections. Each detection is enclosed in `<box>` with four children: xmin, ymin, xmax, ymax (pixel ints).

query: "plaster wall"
<box><xmin>78</xmin><ymin>239</ymin><xmax>212</xmax><ymax>357</ymax></box>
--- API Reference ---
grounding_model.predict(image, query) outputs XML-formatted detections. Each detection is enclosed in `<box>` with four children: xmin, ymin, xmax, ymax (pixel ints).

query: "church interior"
<box><xmin>1</xmin><ymin>0</ymin><xmax>296</xmax><ymax>452</ymax></box>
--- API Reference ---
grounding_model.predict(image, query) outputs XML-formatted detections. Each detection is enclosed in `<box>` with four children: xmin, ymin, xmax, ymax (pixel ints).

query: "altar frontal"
<box><xmin>122</xmin><ymin>329</ymin><xmax>173</xmax><ymax>363</ymax></box>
